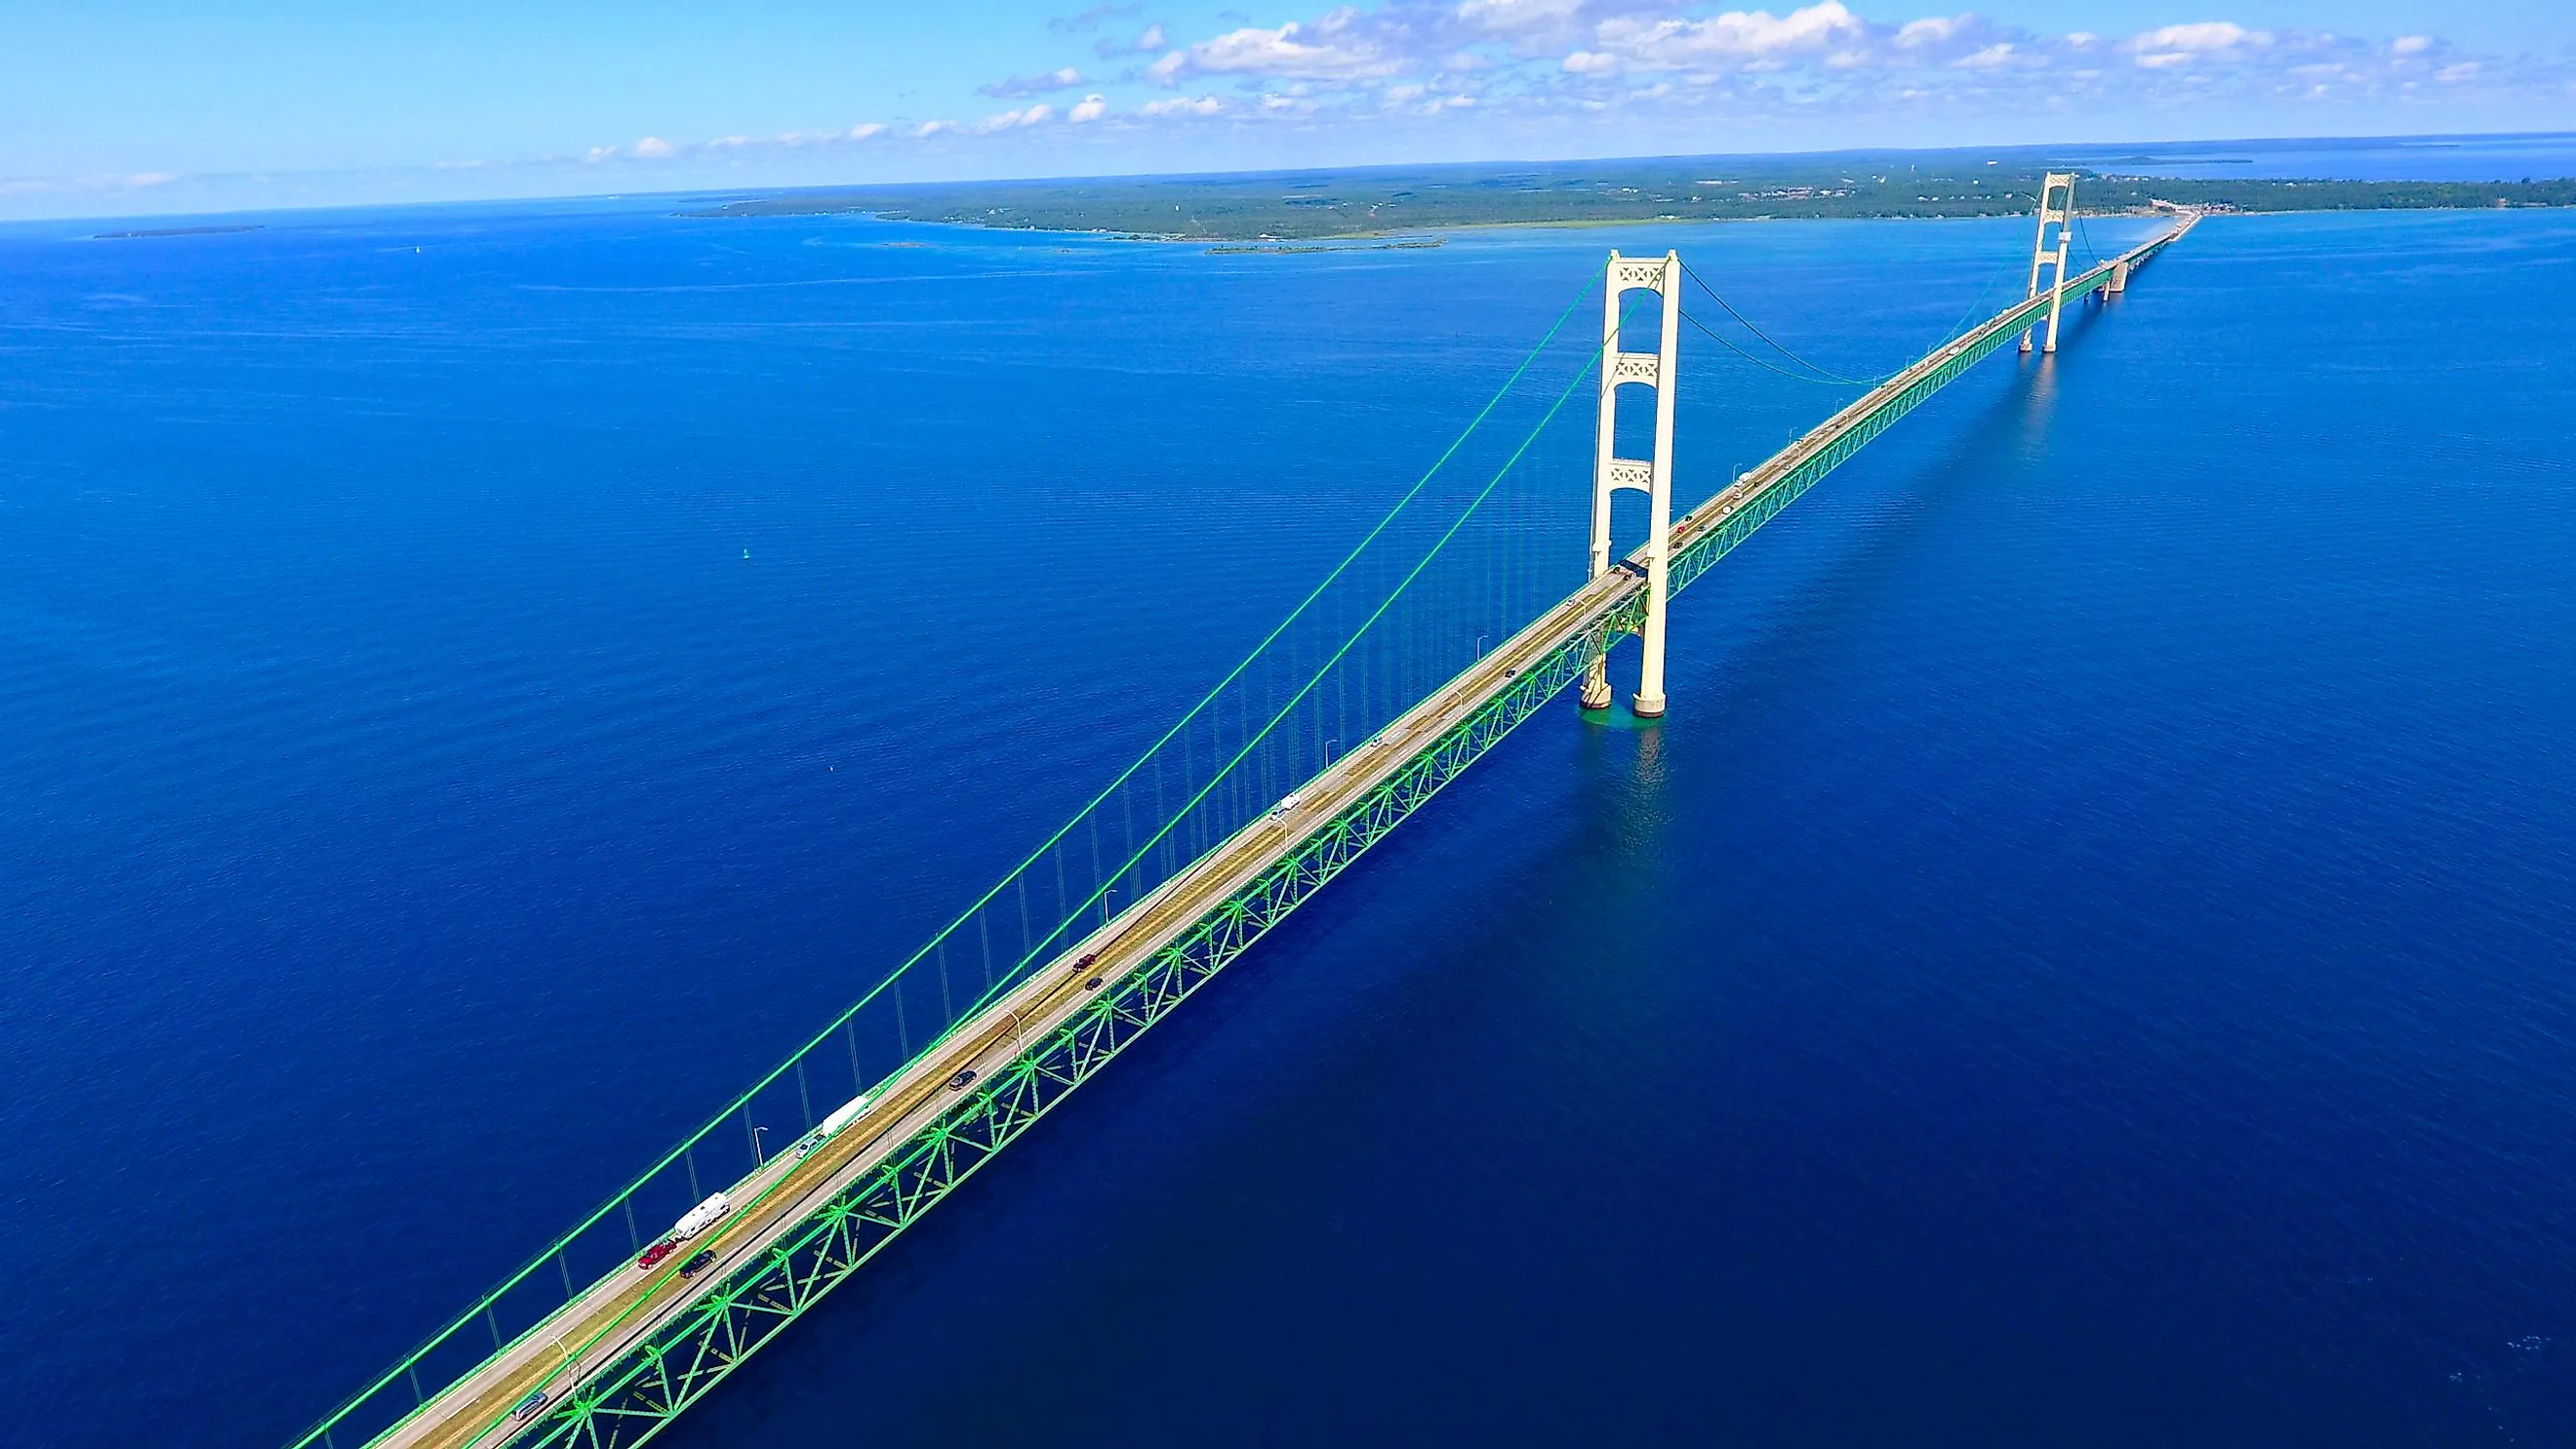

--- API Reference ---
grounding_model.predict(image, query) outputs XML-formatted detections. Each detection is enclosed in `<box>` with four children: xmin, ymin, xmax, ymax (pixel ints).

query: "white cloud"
<box><xmin>1590</xmin><ymin>3</ymin><xmax>1866</xmax><ymax>74</ymax></box>
<box><xmin>1155</xmin><ymin>0</ymin><xmax>2526</xmax><ymax>113</ymax></box>
<box><xmin>0</xmin><ymin>169</ymin><xmax>183</xmax><ymax>198</ymax></box>
<box><xmin>1457</xmin><ymin>0</ymin><xmax>1585</xmax><ymax>35</ymax></box>
<box><xmin>2123</xmin><ymin>19</ymin><xmax>2270</xmax><ymax>68</ymax></box>
<box><xmin>2133</xmin><ymin>20</ymin><xmax>2261</xmax><ymax>53</ymax></box>
<box><xmin>978</xmin><ymin>103</ymin><xmax>1057</xmax><ymax>132</ymax></box>
<box><xmin>1096</xmin><ymin>20</ymin><xmax>1169</xmax><ymax>57</ymax></box>
<box><xmin>583</xmin><ymin>145</ymin><xmax>616</xmax><ymax>163</ymax></box>
<box><xmin>1051</xmin><ymin>1</ymin><xmax>1142</xmax><ymax>34</ymax></box>
<box><xmin>539</xmin><ymin>6</ymin><xmax>2555</xmax><ymax>174</ymax></box>
<box><xmin>1184</xmin><ymin>12</ymin><xmax>1401</xmax><ymax>80</ymax></box>
<box><xmin>981</xmin><ymin>66</ymin><xmax>1087</xmax><ymax>99</ymax></box>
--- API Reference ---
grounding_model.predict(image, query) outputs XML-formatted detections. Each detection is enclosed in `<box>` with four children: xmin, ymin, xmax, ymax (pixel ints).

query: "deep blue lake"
<box><xmin>4</xmin><ymin>197</ymin><xmax>2574</xmax><ymax>1448</ymax></box>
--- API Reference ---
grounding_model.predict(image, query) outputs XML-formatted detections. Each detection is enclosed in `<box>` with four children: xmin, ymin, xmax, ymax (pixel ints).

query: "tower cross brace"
<box><xmin>2022</xmin><ymin>171</ymin><xmax>2078</xmax><ymax>355</ymax></box>
<box><xmin>1583</xmin><ymin>249</ymin><xmax>1681</xmax><ymax>718</ymax></box>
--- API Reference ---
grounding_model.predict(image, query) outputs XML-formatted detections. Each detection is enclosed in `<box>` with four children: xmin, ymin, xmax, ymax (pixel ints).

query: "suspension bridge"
<box><xmin>292</xmin><ymin>178</ymin><xmax>2194</xmax><ymax>1449</ymax></box>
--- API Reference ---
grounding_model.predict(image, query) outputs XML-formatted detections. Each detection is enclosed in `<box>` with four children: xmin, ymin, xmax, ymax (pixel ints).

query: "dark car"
<box><xmin>946</xmin><ymin>1068</ymin><xmax>977</xmax><ymax>1091</ymax></box>
<box><xmin>679</xmin><ymin>1250</ymin><xmax>716</xmax><ymax>1280</ymax></box>
<box><xmin>636</xmin><ymin>1240</ymin><xmax>676</xmax><ymax>1271</ymax></box>
<box><xmin>509</xmin><ymin>1390</ymin><xmax>549</xmax><ymax>1424</ymax></box>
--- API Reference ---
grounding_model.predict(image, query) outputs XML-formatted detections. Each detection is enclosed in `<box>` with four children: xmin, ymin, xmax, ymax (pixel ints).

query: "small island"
<box><xmin>93</xmin><ymin>223</ymin><xmax>265</xmax><ymax>240</ymax></box>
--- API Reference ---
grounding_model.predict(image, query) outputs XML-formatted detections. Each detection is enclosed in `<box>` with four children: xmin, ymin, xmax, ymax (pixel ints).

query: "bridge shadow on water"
<box><xmin>633</xmin><ymin>217</ymin><xmax>2576</xmax><ymax>1449</ymax></box>
<box><xmin>1666</xmin><ymin>313</ymin><xmax>2096</xmax><ymax>744</ymax></box>
<box><xmin>644</xmin><ymin>271</ymin><xmax>2168</xmax><ymax>1449</ymax></box>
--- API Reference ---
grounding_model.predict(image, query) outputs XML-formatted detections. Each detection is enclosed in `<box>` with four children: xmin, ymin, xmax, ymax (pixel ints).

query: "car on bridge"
<box><xmin>679</xmin><ymin>1250</ymin><xmax>716</xmax><ymax>1280</ymax></box>
<box><xmin>509</xmin><ymin>1390</ymin><xmax>548</xmax><ymax>1425</ymax></box>
<box><xmin>636</xmin><ymin>1240</ymin><xmax>677</xmax><ymax>1271</ymax></box>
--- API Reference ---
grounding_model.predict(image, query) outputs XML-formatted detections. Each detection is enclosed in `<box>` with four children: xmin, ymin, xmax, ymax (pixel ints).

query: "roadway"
<box><xmin>375</xmin><ymin>549</ymin><xmax>1642</xmax><ymax>1449</ymax></box>
<box><xmin>367</xmin><ymin>214</ymin><xmax>2193</xmax><ymax>1449</ymax></box>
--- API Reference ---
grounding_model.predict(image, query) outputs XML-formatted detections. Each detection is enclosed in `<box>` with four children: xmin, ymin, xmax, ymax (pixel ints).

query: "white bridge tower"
<box><xmin>2021</xmin><ymin>172</ymin><xmax>2077</xmax><ymax>354</ymax></box>
<box><xmin>1582</xmin><ymin>249</ymin><xmax>1681</xmax><ymax>719</ymax></box>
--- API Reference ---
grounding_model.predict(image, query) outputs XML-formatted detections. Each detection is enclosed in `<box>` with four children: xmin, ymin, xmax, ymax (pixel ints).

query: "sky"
<box><xmin>4</xmin><ymin>0</ymin><xmax>2573</xmax><ymax>220</ymax></box>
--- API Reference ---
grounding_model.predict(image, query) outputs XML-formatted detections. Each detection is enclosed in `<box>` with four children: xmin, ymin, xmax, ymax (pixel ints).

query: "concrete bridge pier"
<box><xmin>1585</xmin><ymin>249</ymin><xmax>1681</xmax><ymax>717</ymax></box>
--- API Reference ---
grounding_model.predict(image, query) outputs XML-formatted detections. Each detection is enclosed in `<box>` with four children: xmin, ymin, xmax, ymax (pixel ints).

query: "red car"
<box><xmin>637</xmin><ymin>1240</ymin><xmax>677</xmax><ymax>1270</ymax></box>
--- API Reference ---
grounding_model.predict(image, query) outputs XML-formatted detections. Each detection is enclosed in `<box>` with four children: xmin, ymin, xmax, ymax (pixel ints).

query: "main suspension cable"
<box><xmin>1677</xmin><ymin>306</ymin><xmax>1867</xmax><ymax>387</ymax></box>
<box><xmin>285</xmin><ymin>271</ymin><xmax>1614</xmax><ymax>1449</ymax></box>
<box><xmin>1679</xmin><ymin>260</ymin><xmax>1900</xmax><ymax>386</ymax></box>
<box><xmin>949</xmin><ymin>292</ymin><xmax>1660</xmax><ymax>1026</ymax></box>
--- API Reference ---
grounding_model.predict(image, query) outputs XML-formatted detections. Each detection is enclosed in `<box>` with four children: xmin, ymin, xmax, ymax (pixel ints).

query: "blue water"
<box><xmin>2055</xmin><ymin>130</ymin><xmax>2576</xmax><ymax>181</ymax></box>
<box><xmin>5</xmin><ymin>200</ymin><xmax>2575</xmax><ymax>1447</ymax></box>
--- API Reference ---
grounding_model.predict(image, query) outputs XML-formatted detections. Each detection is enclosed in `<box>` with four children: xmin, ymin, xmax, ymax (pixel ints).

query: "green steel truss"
<box><xmin>346</xmin><ymin>230</ymin><xmax>2183</xmax><ymax>1449</ymax></box>
<box><xmin>501</xmin><ymin>634</ymin><xmax>1601</xmax><ymax>1449</ymax></box>
<box><xmin>1667</xmin><ymin>248</ymin><xmax>2155</xmax><ymax>596</ymax></box>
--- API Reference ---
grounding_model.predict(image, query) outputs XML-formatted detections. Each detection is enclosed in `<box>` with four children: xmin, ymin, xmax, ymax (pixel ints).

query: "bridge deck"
<box><xmin>346</xmin><ymin>216</ymin><xmax>2193</xmax><ymax>1449</ymax></box>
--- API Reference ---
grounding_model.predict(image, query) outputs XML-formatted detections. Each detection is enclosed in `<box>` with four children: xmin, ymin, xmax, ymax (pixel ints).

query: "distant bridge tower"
<box><xmin>2021</xmin><ymin>172</ymin><xmax>2077</xmax><ymax>355</ymax></box>
<box><xmin>1583</xmin><ymin>250</ymin><xmax>1681</xmax><ymax>719</ymax></box>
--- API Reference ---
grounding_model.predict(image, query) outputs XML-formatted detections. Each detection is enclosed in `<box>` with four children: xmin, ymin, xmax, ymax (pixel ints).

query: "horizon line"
<box><xmin>8</xmin><ymin>127</ymin><xmax>2574</xmax><ymax>230</ymax></box>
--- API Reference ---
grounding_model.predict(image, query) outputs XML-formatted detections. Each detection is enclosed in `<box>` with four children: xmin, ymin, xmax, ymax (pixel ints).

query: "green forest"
<box><xmin>690</xmin><ymin>153</ymin><xmax>2576</xmax><ymax>241</ymax></box>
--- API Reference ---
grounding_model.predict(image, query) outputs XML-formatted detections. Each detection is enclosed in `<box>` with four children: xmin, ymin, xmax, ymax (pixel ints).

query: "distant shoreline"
<box><xmin>684</xmin><ymin>157</ymin><xmax>2576</xmax><ymax>244</ymax></box>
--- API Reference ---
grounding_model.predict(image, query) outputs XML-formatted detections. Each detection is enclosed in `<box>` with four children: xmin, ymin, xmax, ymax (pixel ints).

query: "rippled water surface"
<box><xmin>4</xmin><ymin>201</ymin><xmax>2573</xmax><ymax>1447</ymax></box>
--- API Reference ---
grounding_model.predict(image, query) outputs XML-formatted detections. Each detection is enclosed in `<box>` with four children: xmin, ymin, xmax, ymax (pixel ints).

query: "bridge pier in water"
<box><xmin>1583</xmin><ymin>249</ymin><xmax>1681</xmax><ymax>718</ymax></box>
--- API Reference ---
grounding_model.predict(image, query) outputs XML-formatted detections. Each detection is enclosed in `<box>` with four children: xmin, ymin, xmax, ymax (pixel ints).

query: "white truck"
<box><xmin>669</xmin><ymin>1192</ymin><xmax>732</xmax><ymax>1243</ymax></box>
